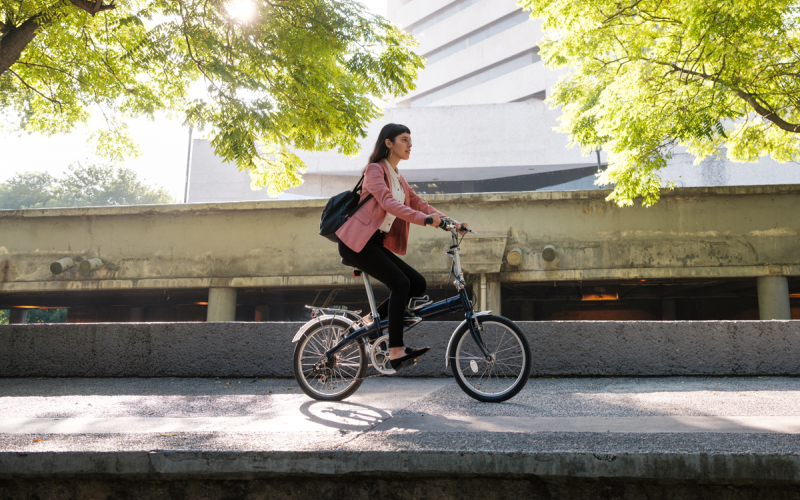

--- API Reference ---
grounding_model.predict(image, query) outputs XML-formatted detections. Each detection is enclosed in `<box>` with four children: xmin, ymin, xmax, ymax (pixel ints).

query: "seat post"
<box><xmin>362</xmin><ymin>273</ymin><xmax>379</xmax><ymax>318</ymax></box>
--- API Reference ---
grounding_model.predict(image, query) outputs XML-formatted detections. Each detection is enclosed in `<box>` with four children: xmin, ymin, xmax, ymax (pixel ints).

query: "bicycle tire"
<box><xmin>293</xmin><ymin>317</ymin><xmax>368</xmax><ymax>401</ymax></box>
<box><xmin>449</xmin><ymin>315</ymin><xmax>531</xmax><ymax>403</ymax></box>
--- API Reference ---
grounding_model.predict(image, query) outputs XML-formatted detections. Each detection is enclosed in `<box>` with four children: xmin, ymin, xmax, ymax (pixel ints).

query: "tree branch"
<box><xmin>0</xmin><ymin>15</ymin><xmax>40</xmax><ymax>75</ymax></box>
<box><xmin>67</xmin><ymin>0</ymin><xmax>115</xmax><ymax>16</ymax></box>
<box><xmin>645</xmin><ymin>58</ymin><xmax>800</xmax><ymax>134</ymax></box>
<box><xmin>0</xmin><ymin>0</ymin><xmax>116</xmax><ymax>76</ymax></box>
<box><xmin>8</xmin><ymin>68</ymin><xmax>63</xmax><ymax>111</ymax></box>
<box><xmin>735</xmin><ymin>89</ymin><xmax>800</xmax><ymax>133</ymax></box>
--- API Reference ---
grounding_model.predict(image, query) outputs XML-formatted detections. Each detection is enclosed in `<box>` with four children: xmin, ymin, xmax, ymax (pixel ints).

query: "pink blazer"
<box><xmin>336</xmin><ymin>161</ymin><xmax>444</xmax><ymax>255</ymax></box>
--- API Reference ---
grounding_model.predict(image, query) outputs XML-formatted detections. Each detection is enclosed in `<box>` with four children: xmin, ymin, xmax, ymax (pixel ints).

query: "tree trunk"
<box><xmin>0</xmin><ymin>16</ymin><xmax>41</xmax><ymax>76</ymax></box>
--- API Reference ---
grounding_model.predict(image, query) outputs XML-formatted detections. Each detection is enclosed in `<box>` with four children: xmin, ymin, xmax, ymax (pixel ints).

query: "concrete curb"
<box><xmin>2</xmin><ymin>321</ymin><xmax>799</xmax><ymax>377</ymax></box>
<box><xmin>2</xmin><ymin>450</ymin><xmax>799</xmax><ymax>482</ymax></box>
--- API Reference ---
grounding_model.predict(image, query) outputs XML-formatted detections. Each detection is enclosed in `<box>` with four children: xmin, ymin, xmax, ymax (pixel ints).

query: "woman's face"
<box><xmin>386</xmin><ymin>133</ymin><xmax>412</xmax><ymax>161</ymax></box>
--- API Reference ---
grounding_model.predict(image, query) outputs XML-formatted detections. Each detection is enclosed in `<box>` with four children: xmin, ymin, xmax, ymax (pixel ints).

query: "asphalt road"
<box><xmin>2</xmin><ymin>376</ymin><xmax>800</xmax><ymax>455</ymax></box>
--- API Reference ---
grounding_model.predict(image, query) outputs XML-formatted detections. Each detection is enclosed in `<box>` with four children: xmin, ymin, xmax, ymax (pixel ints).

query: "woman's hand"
<box><xmin>446</xmin><ymin>217</ymin><xmax>469</xmax><ymax>234</ymax></box>
<box><xmin>428</xmin><ymin>213</ymin><xmax>441</xmax><ymax>227</ymax></box>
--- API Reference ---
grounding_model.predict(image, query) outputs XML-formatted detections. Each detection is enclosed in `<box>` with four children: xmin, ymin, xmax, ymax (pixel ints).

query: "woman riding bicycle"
<box><xmin>335</xmin><ymin>123</ymin><xmax>468</xmax><ymax>372</ymax></box>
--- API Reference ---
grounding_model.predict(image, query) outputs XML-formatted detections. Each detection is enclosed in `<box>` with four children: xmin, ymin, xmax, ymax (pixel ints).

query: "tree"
<box><xmin>26</xmin><ymin>308</ymin><xmax>68</xmax><ymax>323</ymax></box>
<box><xmin>0</xmin><ymin>163</ymin><xmax>175</xmax><ymax>208</ymax></box>
<box><xmin>0</xmin><ymin>0</ymin><xmax>423</xmax><ymax>195</ymax></box>
<box><xmin>0</xmin><ymin>171</ymin><xmax>57</xmax><ymax>209</ymax></box>
<box><xmin>0</xmin><ymin>308</ymin><xmax>67</xmax><ymax>323</ymax></box>
<box><xmin>520</xmin><ymin>0</ymin><xmax>800</xmax><ymax>206</ymax></box>
<box><xmin>56</xmin><ymin>163</ymin><xmax>175</xmax><ymax>206</ymax></box>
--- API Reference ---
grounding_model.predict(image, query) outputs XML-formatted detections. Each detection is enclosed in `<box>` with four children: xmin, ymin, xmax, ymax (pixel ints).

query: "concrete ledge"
<box><xmin>1</xmin><ymin>321</ymin><xmax>799</xmax><ymax>377</ymax></box>
<box><xmin>1</xmin><ymin>450</ymin><xmax>799</xmax><ymax>483</ymax></box>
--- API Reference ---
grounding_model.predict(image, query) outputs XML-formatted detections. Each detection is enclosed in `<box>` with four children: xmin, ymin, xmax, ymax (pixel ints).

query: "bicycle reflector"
<box><xmin>353</xmin><ymin>270</ymin><xmax>362</xmax><ymax>277</ymax></box>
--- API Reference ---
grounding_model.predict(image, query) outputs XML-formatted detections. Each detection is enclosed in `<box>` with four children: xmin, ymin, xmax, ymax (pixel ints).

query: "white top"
<box><xmin>378</xmin><ymin>160</ymin><xmax>406</xmax><ymax>233</ymax></box>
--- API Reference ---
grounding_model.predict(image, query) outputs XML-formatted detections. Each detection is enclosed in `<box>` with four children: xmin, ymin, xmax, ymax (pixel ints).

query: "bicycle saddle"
<box><xmin>340</xmin><ymin>257</ymin><xmax>360</xmax><ymax>269</ymax></box>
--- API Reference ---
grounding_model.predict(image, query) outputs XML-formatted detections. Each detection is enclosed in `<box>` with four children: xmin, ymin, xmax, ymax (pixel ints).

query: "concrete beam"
<box><xmin>757</xmin><ymin>276</ymin><xmax>792</xmax><ymax>320</ymax></box>
<box><xmin>3</xmin><ymin>186</ymin><xmax>800</xmax><ymax>295</ymax></box>
<box><xmin>207</xmin><ymin>288</ymin><xmax>236</xmax><ymax>322</ymax></box>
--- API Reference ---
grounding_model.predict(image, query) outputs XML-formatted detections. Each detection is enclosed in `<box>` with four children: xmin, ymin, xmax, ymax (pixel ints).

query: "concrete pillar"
<box><xmin>479</xmin><ymin>274</ymin><xmax>487</xmax><ymax>312</ymax></box>
<box><xmin>486</xmin><ymin>281</ymin><xmax>502</xmax><ymax>316</ymax></box>
<box><xmin>661</xmin><ymin>299</ymin><xmax>677</xmax><ymax>321</ymax></box>
<box><xmin>255</xmin><ymin>305</ymin><xmax>270</xmax><ymax>322</ymax></box>
<box><xmin>757</xmin><ymin>276</ymin><xmax>791</xmax><ymax>320</ymax></box>
<box><xmin>207</xmin><ymin>287</ymin><xmax>237</xmax><ymax>322</ymax></box>
<box><xmin>520</xmin><ymin>301</ymin><xmax>535</xmax><ymax>321</ymax></box>
<box><xmin>129</xmin><ymin>307</ymin><xmax>145</xmax><ymax>322</ymax></box>
<box><xmin>9</xmin><ymin>309</ymin><xmax>27</xmax><ymax>324</ymax></box>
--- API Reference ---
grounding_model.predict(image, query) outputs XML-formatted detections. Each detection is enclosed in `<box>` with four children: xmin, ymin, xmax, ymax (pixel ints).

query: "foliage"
<box><xmin>520</xmin><ymin>0</ymin><xmax>800</xmax><ymax>206</ymax></box>
<box><xmin>0</xmin><ymin>0</ymin><xmax>423</xmax><ymax>195</ymax></box>
<box><xmin>0</xmin><ymin>171</ymin><xmax>57</xmax><ymax>210</ymax></box>
<box><xmin>0</xmin><ymin>163</ymin><xmax>175</xmax><ymax>208</ymax></box>
<box><xmin>0</xmin><ymin>308</ymin><xmax>67</xmax><ymax>323</ymax></box>
<box><xmin>25</xmin><ymin>308</ymin><xmax>68</xmax><ymax>323</ymax></box>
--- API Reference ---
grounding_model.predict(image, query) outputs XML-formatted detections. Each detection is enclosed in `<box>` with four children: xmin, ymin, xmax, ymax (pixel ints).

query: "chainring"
<box><xmin>369</xmin><ymin>334</ymin><xmax>396</xmax><ymax>375</ymax></box>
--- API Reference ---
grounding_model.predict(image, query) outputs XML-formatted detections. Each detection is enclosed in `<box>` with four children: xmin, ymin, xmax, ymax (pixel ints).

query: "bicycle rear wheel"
<box><xmin>293</xmin><ymin>317</ymin><xmax>368</xmax><ymax>401</ymax></box>
<box><xmin>449</xmin><ymin>315</ymin><xmax>531</xmax><ymax>403</ymax></box>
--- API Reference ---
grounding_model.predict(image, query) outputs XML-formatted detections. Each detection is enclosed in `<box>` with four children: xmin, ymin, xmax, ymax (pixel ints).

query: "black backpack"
<box><xmin>318</xmin><ymin>175</ymin><xmax>373</xmax><ymax>243</ymax></box>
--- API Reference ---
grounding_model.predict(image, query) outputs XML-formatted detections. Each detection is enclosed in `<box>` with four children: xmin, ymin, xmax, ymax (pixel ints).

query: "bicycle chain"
<box><xmin>315</xmin><ymin>325</ymin><xmax>420</xmax><ymax>382</ymax></box>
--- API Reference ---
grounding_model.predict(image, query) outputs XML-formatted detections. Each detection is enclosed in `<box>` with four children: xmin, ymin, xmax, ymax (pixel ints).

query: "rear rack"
<box><xmin>305</xmin><ymin>305</ymin><xmax>364</xmax><ymax>322</ymax></box>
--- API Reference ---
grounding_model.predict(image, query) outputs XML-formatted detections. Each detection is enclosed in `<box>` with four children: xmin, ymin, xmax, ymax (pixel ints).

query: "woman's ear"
<box><xmin>384</xmin><ymin>138</ymin><xmax>393</xmax><ymax>149</ymax></box>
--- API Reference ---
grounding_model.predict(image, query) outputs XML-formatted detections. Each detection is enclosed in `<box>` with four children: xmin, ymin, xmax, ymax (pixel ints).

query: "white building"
<box><xmin>187</xmin><ymin>0</ymin><xmax>800</xmax><ymax>203</ymax></box>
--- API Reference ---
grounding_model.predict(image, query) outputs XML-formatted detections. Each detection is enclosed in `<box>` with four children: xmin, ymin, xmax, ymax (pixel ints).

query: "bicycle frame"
<box><xmin>317</xmin><ymin>224</ymin><xmax>492</xmax><ymax>363</ymax></box>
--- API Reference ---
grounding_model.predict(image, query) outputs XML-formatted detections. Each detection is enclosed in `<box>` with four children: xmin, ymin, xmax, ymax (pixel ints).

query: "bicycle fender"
<box><xmin>291</xmin><ymin>314</ymin><xmax>355</xmax><ymax>343</ymax></box>
<box><xmin>445</xmin><ymin>311</ymin><xmax>492</xmax><ymax>368</ymax></box>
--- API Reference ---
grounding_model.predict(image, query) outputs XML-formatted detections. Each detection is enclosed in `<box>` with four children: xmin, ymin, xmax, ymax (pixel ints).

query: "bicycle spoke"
<box><xmin>453</xmin><ymin>320</ymin><xmax>529</xmax><ymax>398</ymax></box>
<box><xmin>297</xmin><ymin>323</ymin><xmax>365</xmax><ymax>398</ymax></box>
<box><xmin>493</xmin><ymin>345</ymin><xmax>522</xmax><ymax>356</ymax></box>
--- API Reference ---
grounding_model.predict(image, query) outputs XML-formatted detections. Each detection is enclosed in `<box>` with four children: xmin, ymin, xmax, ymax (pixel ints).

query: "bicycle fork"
<box><xmin>463</xmin><ymin>292</ymin><xmax>491</xmax><ymax>360</ymax></box>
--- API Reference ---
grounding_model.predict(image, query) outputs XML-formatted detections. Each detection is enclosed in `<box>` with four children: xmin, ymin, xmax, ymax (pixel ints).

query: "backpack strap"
<box><xmin>347</xmin><ymin>167</ymin><xmax>389</xmax><ymax>218</ymax></box>
<box><xmin>352</xmin><ymin>175</ymin><xmax>365</xmax><ymax>194</ymax></box>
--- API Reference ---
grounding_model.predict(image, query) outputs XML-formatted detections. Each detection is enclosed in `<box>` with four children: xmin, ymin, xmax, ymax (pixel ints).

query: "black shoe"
<box><xmin>390</xmin><ymin>347</ymin><xmax>430</xmax><ymax>372</ymax></box>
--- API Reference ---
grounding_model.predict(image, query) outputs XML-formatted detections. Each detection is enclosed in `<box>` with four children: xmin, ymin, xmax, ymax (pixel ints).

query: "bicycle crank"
<box><xmin>369</xmin><ymin>334</ymin><xmax>396</xmax><ymax>375</ymax></box>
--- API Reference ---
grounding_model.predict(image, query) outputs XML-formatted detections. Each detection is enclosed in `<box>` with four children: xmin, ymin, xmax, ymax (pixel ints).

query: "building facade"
<box><xmin>187</xmin><ymin>0</ymin><xmax>800</xmax><ymax>203</ymax></box>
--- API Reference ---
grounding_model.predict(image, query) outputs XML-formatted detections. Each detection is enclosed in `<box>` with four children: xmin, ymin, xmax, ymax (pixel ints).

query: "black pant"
<box><xmin>339</xmin><ymin>232</ymin><xmax>426</xmax><ymax>348</ymax></box>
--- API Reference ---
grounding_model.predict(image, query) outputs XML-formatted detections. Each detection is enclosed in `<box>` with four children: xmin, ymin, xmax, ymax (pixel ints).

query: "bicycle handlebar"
<box><xmin>438</xmin><ymin>216</ymin><xmax>475</xmax><ymax>235</ymax></box>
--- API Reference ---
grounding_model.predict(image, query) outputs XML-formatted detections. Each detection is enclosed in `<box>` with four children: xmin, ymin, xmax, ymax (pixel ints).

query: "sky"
<box><xmin>0</xmin><ymin>0</ymin><xmax>388</xmax><ymax>201</ymax></box>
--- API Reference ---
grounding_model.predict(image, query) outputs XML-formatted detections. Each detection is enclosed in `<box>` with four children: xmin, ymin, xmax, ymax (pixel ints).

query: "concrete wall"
<box><xmin>2</xmin><ymin>185</ymin><xmax>799</xmax><ymax>296</ymax></box>
<box><xmin>2</xmin><ymin>321</ymin><xmax>799</xmax><ymax>377</ymax></box>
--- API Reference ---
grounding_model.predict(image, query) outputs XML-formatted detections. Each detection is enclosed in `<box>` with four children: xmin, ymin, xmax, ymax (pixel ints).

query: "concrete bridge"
<box><xmin>1</xmin><ymin>185</ymin><xmax>798</xmax><ymax>322</ymax></box>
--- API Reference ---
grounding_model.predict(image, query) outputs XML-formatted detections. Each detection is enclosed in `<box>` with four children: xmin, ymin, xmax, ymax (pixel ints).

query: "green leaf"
<box><xmin>1</xmin><ymin>0</ymin><xmax>424</xmax><ymax>195</ymax></box>
<box><xmin>520</xmin><ymin>0</ymin><xmax>800</xmax><ymax>206</ymax></box>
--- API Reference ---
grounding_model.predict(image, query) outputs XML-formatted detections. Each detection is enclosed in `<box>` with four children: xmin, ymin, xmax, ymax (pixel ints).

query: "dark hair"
<box><xmin>367</xmin><ymin>123</ymin><xmax>411</xmax><ymax>167</ymax></box>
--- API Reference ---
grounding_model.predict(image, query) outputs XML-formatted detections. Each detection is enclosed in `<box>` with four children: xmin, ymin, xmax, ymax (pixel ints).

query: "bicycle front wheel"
<box><xmin>293</xmin><ymin>317</ymin><xmax>368</xmax><ymax>401</ymax></box>
<box><xmin>449</xmin><ymin>315</ymin><xmax>531</xmax><ymax>403</ymax></box>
